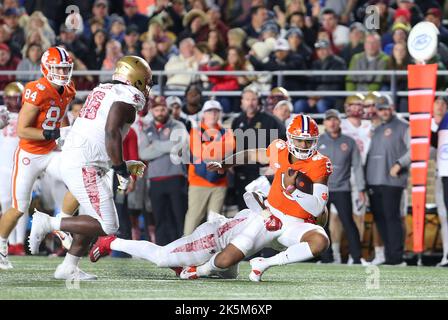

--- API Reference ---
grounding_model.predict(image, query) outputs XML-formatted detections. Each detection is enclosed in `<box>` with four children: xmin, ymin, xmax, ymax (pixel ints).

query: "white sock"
<box><xmin>59</xmin><ymin>211</ymin><xmax>73</xmax><ymax>219</ymax></box>
<box><xmin>49</xmin><ymin>216</ymin><xmax>62</xmax><ymax>231</ymax></box>
<box><xmin>263</xmin><ymin>242</ymin><xmax>314</xmax><ymax>267</ymax></box>
<box><xmin>439</xmin><ymin>214</ymin><xmax>448</xmax><ymax>260</ymax></box>
<box><xmin>375</xmin><ymin>246</ymin><xmax>384</xmax><ymax>258</ymax></box>
<box><xmin>111</xmin><ymin>238</ymin><xmax>161</xmax><ymax>264</ymax></box>
<box><xmin>0</xmin><ymin>236</ymin><xmax>7</xmax><ymax>254</ymax></box>
<box><xmin>197</xmin><ymin>253</ymin><xmax>227</xmax><ymax>277</ymax></box>
<box><xmin>8</xmin><ymin>229</ymin><xmax>16</xmax><ymax>245</ymax></box>
<box><xmin>62</xmin><ymin>253</ymin><xmax>80</xmax><ymax>267</ymax></box>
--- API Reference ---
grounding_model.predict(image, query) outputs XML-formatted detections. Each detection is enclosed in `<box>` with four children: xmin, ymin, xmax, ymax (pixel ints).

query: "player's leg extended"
<box><xmin>249</xmin><ymin>222</ymin><xmax>329</xmax><ymax>282</ymax></box>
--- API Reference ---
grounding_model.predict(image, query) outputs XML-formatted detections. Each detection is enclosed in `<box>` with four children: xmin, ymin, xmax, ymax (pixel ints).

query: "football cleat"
<box><xmin>29</xmin><ymin>210</ymin><xmax>52</xmax><ymax>255</ymax></box>
<box><xmin>8</xmin><ymin>244</ymin><xmax>25</xmax><ymax>256</ymax></box>
<box><xmin>53</xmin><ymin>230</ymin><xmax>73</xmax><ymax>250</ymax></box>
<box><xmin>249</xmin><ymin>257</ymin><xmax>270</xmax><ymax>282</ymax></box>
<box><xmin>0</xmin><ymin>240</ymin><xmax>12</xmax><ymax>270</ymax></box>
<box><xmin>179</xmin><ymin>266</ymin><xmax>199</xmax><ymax>280</ymax></box>
<box><xmin>89</xmin><ymin>235</ymin><xmax>116</xmax><ymax>262</ymax></box>
<box><xmin>54</xmin><ymin>263</ymin><xmax>97</xmax><ymax>281</ymax></box>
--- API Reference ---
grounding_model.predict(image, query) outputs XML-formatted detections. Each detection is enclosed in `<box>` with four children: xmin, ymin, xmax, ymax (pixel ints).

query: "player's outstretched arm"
<box><xmin>207</xmin><ymin>148</ymin><xmax>269</xmax><ymax>173</ymax></box>
<box><xmin>17</xmin><ymin>102</ymin><xmax>51</xmax><ymax>140</ymax></box>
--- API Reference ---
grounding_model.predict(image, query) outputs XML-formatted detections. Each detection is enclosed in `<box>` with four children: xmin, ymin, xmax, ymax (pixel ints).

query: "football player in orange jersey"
<box><xmin>0</xmin><ymin>47</ymin><xmax>76</xmax><ymax>270</ymax></box>
<box><xmin>180</xmin><ymin>114</ymin><xmax>333</xmax><ymax>281</ymax></box>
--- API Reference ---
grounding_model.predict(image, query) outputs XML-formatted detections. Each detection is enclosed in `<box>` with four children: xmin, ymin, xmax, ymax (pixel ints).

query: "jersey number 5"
<box><xmin>42</xmin><ymin>106</ymin><xmax>61</xmax><ymax>130</ymax></box>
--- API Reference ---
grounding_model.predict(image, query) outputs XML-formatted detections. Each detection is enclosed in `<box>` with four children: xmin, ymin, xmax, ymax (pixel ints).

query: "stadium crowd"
<box><xmin>0</xmin><ymin>0</ymin><xmax>448</xmax><ymax>267</ymax></box>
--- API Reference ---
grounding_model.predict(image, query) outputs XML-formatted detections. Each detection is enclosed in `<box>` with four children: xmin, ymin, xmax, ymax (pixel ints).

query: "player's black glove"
<box><xmin>43</xmin><ymin>128</ymin><xmax>60</xmax><ymax>140</ymax></box>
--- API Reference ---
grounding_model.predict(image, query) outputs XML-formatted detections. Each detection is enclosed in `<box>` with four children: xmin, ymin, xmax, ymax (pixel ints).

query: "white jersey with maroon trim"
<box><xmin>341</xmin><ymin>118</ymin><xmax>372</xmax><ymax>165</ymax></box>
<box><xmin>62</xmin><ymin>83</ymin><xmax>145</xmax><ymax>168</ymax></box>
<box><xmin>0</xmin><ymin>111</ymin><xmax>19</xmax><ymax>169</ymax></box>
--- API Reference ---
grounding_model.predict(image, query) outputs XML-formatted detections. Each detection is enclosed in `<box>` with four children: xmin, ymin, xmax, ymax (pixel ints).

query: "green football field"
<box><xmin>1</xmin><ymin>256</ymin><xmax>448</xmax><ymax>300</ymax></box>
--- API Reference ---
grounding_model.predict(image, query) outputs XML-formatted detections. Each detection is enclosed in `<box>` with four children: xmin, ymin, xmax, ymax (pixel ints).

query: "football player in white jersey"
<box><xmin>29</xmin><ymin>56</ymin><xmax>150</xmax><ymax>280</ymax></box>
<box><xmin>328</xmin><ymin>94</ymin><xmax>370</xmax><ymax>264</ymax></box>
<box><xmin>0</xmin><ymin>82</ymin><xmax>26</xmax><ymax>256</ymax></box>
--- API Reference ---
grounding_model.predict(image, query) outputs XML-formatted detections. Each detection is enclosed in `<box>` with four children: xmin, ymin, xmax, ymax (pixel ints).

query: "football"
<box><xmin>288</xmin><ymin>169</ymin><xmax>314</xmax><ymax>194</ymax></box>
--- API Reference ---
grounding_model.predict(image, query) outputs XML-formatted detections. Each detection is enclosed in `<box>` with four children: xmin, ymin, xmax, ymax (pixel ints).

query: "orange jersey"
<box><xmin>266</xmin><ymin>139</ymin><xmax>332</xmax><ymax>220</ymax></box>
<box><xmin>19</xmin><ymin>77</ymin><xmax>76</xmax><ymax>154</ymax></box>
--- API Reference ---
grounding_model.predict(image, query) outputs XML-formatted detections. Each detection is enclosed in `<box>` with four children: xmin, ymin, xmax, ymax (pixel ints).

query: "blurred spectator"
<box><xmin>157</xmin><ymin>35</ymin><xmax>177</xmax><ymax>61</ymax></box>
<box><xmin>123</xmin><ymin>0</ymin><xmax>150</xmax><ymax>34</ymax></box>
<box><xmin>320</xmin><ymin>8</ymin><xmax>349</xmax><ymax>54</ymax></box>
<box><xmin>122</xmin><ymin>24</ymin><xmax>141</xmax><ymax>56</ymax></box>
<box><xmin>166</xmin><ymin>96</ymin><xmax>192</xmax><ymax>133</ymax></box>
<box><xmin>86</xmin><ymin>29</ymin><xmax>108</xmax><ymax>70</ymax></box>
<box><xmin>366</xmin><ymin>94</ymin><xmax>410</xmax><ymax>265</ymax></box>
<box><xmin>243</xmin><ymin>5</ymin><xmax>269</xmax><ymax>42</ymax></box>
<box><xmin>4</xmin><ymin>0</ymin><xmax>26</xmax><ymax>15</ymax></box>
<box><xmin>286</xmin><ymin>27</ymin><xmax>312</xmax><ymax>67</ymax></box>
<box><xmin>164</xmin><ymin>38</ymin><xmax>197</xmax><ymax>90</ymax></box>
<box><xmin>189</xmin><ymin>0</ymin><xmax>208</xmax><ymax>11</ymax></box>
<box><xmin>346</xmin><ymin>33</ymin><xmax>390</xmax><ymax>92</ymax></box>
<box><xmin>264</xmin><ymin>86</ymin><xmax>290</xmax><ymax>114</ymax></box>
<box><xmin>83</xmin><ymin>0</ymin><xmax>111</xmax><ymax>41</ymax></box>
<box><xmin>57</xmin><ymin>24</ymin><xmax>89</xmax><ymax>66</ymax></box>
<box><xmin>16</xmin><ymin>42</ymin><xmax>42</xmax><ymax>82</ymax></box>
<box><xmin>0</xmin><ymin>44</ymin><xmax>19</xmax><ymax>90</ymax></box>
<box><xmin>207</xmin><ymin>29</ymin><xmax>227</xmax><ymax>59</ymax></box>
<box><xmin>272</xmin><ymin>100</ymin><xmax>293</xmax><ymax>125</ymax></box>
<box><xmin>178</xmin><ymin>9</ymin><xmax>208</xmax><ymax>44</ymax></box>
<box><xmin>231</xmin><ymin>86</ymin><xmax>286</xmax><ymax>210</ymax></box>
<box><xmin>181</xmin><ymin>83</ymin><xmax>203</xmax><ymax>127</ymax></box>
<box><xmin>323</xmin><ymin>0</ymin><xmax>357</xmax><ymax>25</ymax></box>
<box><xmin>4</xmin><ymin>8</ymin><xmax>25</xmax><ymax>56</ymax></box>
<box><xmin>425</xmin><ymin>7</ymin><xmax>448</xmax><ymax>46</ymax></box>
<box><xmin>287</xmin><ymin>11</ymin><xmax>317</xmax><ymax>49</ymax></box>
<box><xmin>204</xmin><ymin>5</ymin><xmax>230</xmax><ymax>43</ymax></box>
<box><xmin>21</xmin><ymin>29</ymin><xmax>51</xmax><ymax>57</ymax></box>
<box><xmin>140</xmin><ymin>40</ymin><xmax>167</xmax><ymax>78</ymax></box>
<box><xmin>382</xmin><ymin>22</ymin><xmax>410</xmax><ymax>56</ymax></box>
<box><xmin>184</xmin><ymin>100</ymin><xmax>235</xmax><ymax>235</ymax></box>
<box><xmin>83</xmin><ymin>17</ymin><xmax>105</xmax><ymax>44</ymax></box>
<box><xmin>396</xmin><ymin>0</ymin><xmax>423</xmax><ymax>26</ymax></box>
<box><xmin>249</xmin><ymin>38</ymin><xmax>307</xmax><ymax>94</ymax></box>
<box><xmin>216</xmin><ymin>0</ymin><xmax>253</xmax><ymax>28</ymax></box>
<box><xmin>227</xmin><ymin>27</ymin><xmax>248</xmax><ymax>51</ymax></box>
<box><xmin>260</xmin><ymin>21</ymin><xmax>280</xmax><ymax>41</ymax></box>
<box><xmin>203</xmin><ymin>46</ymin><xmax>254</xmax><ymax>113</ymax></box>
<box><xmin>386</xmin><ymin>43</ymin><xmax>412</xmax><ymax>112</ymax></box>
<box><xmin>24</xmin><ymin>0</ymin><xmax>65</xmax><ymax>31</ymax></box>
<box><xmin>67</xmin><ymin>49</ymin><xmax>96</xmax><ymax>91</ymax></box>
<box><xmin>25</xmin><ymin>11</ymin><xmax>56</xmax><ymax>46</ymax></box>
<box><xmin>141</xmin><ymin>19</ymin><xmax>164</xmax><ymax>43</ymax></box>
<box><xmin>109</xmin><ymin>14</ymin><xmax>126</xmax><ymax>42</ymax></box>
<box><xmin>138</xmin><ymin>96</ymin><xmax>189</xmax><ymax>245</ymax></box>
<box><xmin>295</xmin><ymin>40</ymin><xmax>346</xmax><ymax>114</ymax></box>
<box><xmin>339</xmin><ymin>22</ymin><xmax>366</xmax><ymax>65</ymax></box>
<box><xmin>100</xmin><ymin>39</ymin><xmax>123</xmax><ymax>82</ymax></box>
<box><xmin>164</xmin><ymin>0</ymin><xmax>186</xmax><ymax>35</ymax></box>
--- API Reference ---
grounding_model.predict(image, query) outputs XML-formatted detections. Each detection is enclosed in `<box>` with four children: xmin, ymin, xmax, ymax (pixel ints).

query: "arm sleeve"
<box><xmin>124</xmin><ymin>128</ymin><xmax>139</xmax><ymax>161</ymax></box>
<box><xmin>291</xmin><ymin>183</ymin><xmax>329</xmax><ymax>217</ymax></box>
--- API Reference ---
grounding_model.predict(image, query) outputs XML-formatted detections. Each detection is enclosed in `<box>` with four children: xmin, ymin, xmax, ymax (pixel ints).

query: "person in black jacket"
<box><xmin>249</xmin><ymin>38</ymin><xmax>307</xmax><ymax>93</ymax></box>
<box><xmin>231</xmin><ymin>86</ymin><xmax>286</xmax><ymax>210</ymax></box>
<box><xmin>295</xmin><ymin>40</ymin><xmax>346</xmax><ymax>114</ymax></box>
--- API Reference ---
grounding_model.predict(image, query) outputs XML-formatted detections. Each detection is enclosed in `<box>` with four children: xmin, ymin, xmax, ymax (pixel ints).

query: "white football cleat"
<box><xmin>53</xmin><ymin>231</ymin><xmax>73</xmax><ymax>250</ymax></box>
<box><xmin>179</xmin><ymin>266</ymin><xmax>199</xmax><ymax>280</ymax></box>
<box><xmin>54</xmin><ymin>263</ymin><xmax>97</xmax><ymax>281</ymax></box>
<box><xmin>0</xmin><ymin>241</ymin><xmax>12</xmax><ymax>270</ymax></box>
<box><xmin>249</xmin><ymin>257</ymin><xmax>270</xmax><ymax>282</ymax></box>
<box><xmin>370</xmin><ymin>255</ymin><xmax>386</xmax><ymax>266</ymax></box>
<box><xmin>29</xmin><ymin>210</ymin><xmax>52</xmax><ymax>255</ymax></box>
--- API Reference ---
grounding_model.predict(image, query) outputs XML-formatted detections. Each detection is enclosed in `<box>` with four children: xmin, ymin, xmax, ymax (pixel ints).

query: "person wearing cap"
<box><xmin>0</xmin><ymin>43</ymin><xmax>19</xmax><ymax>90</ymax></box>
<box><xmin>177</xmin><ymin>9</ymin><xmax>208</xmax><ymax>44</ymax></box>
<box><xmin>317</xmin><ymin>109</ymin><xmax>367</xmax><ymax>265</ymax></box>
<box><xmin>365</xmin><ymin>94</ymin><xmax>410</xmax><ymax>265</ymax></box>
<box><xmin>382</xmin><ymin>22</ymin><xmax>410</xmax><ymax>56</ymax></box>
<box><xmin>139</xmin><ymin>96</ymin><xmax>189</xmax><ymax>245</ymax></box>
<box><xmin>231</xmin><ymin>85</ymin><xmax>286</xmax><ymax>210</ymax></box>
<box><xmin>249</xmin><ymin>37</ymin><xmax>307</xmax><ymax>94</ymax></box>
<box><xmin>339</xmin><ymin>22</ymin><xmax>366</xmax><ymax>65</ymax></box>
<box><xmin>108</xmin><ymin>14</ymin><xmax>126</xmax><ymax>42</ymax></box>
<box><xmin>260</xmin><ymin>21</ymin><xmax>280</xmax><ymax>41</ymax></box>
<box><xmin>295</xmin><ymin>39</ymin><xmax>346</xmax><ymax>114</ymax></box>
<box><xmin>166</xmin><ymin>96</ymin><xmax>191</xmax><ymax>133</ymax></box>
<box><xmin>3</xmin><ymin>8</ymin><xmax>25</xmax><ymax>56</ymax></box>
<box><xmin>123</xmin><ymin>0</ymin><xmax>150</xmax><ymax>34</ymax></box>
<box><xmin>346</xmin><ymin>32</ymin><xmax>390</xmax><ymax>92</ymax></box>
<box><xmin>425</xmin><ymin>7</ymin><xmax>448</xmax><ymax>46</ymax></box>
<box><xmin>396</xmin><ymin>0</ymin><xmax>424</xmax><ymax>27</ymax></box>
<box><xmin>286</xmin><ymin>27</ymin><xmax>312</xmax><ymax>67</ymax></box>
<box><xmin>184</xmin><ymin>100</ymin><xmax>235</xmax><ymax>235</ymax></box>
<box><xmin>123</xmin><ymin>24</ymin><xmax>141</xmax><ymax>56</ymax></box>
<box><xmin>83</xmin><ymin>0</ymin><xmax>111</xmax><ymax>41</ymax></box>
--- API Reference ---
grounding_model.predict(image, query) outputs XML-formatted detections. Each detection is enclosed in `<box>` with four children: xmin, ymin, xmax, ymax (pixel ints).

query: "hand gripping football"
<box><xmin>288</xmin><ymin>169</ymin><xmax>313</xmax><ymax>194</ymax></box>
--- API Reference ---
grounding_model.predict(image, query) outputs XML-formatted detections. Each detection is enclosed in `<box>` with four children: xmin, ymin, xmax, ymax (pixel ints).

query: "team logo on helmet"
<box><xmin>286</xmin><ymin>114</ymin><xmax>319</xmax><ymax>160</ymax></box>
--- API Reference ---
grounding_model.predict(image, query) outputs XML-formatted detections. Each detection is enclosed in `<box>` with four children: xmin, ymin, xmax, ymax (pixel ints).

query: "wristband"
<box><xmin>43</xmin><ymin>128</ymin><xmax>60</xmax><ymax>140</ymax></box>
<box><xmin>112</xmin><ymin>162</ymin><xmax>130</xmax><ymax>178</ymax></box>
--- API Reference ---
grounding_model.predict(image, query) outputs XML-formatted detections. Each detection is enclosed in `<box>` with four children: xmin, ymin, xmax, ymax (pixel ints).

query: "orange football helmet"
<box><xmin>40</xmin><ymin>46</ymin><xmax>74</xmax><ymax>86</ymax></box>
<box><xmin>286</xmin><ymin>114</ymin><xmax>319</xmax><ymax>160</ymax></box>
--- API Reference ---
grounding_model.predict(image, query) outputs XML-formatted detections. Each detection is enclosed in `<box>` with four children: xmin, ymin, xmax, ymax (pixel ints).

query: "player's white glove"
<box><xmin>0</xmin><ymin>107</ymin><xmax>9</xmax><ymax>129</ymax></box>
<box><xmin>112</xmin><ymin>162</ymin><xmax>132</xmax><ymax>191</ymax></box>
<box><xmin>126</xmin><ymin>160</ymin><xmax>147</xmax><ymax>178</ymax></box>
